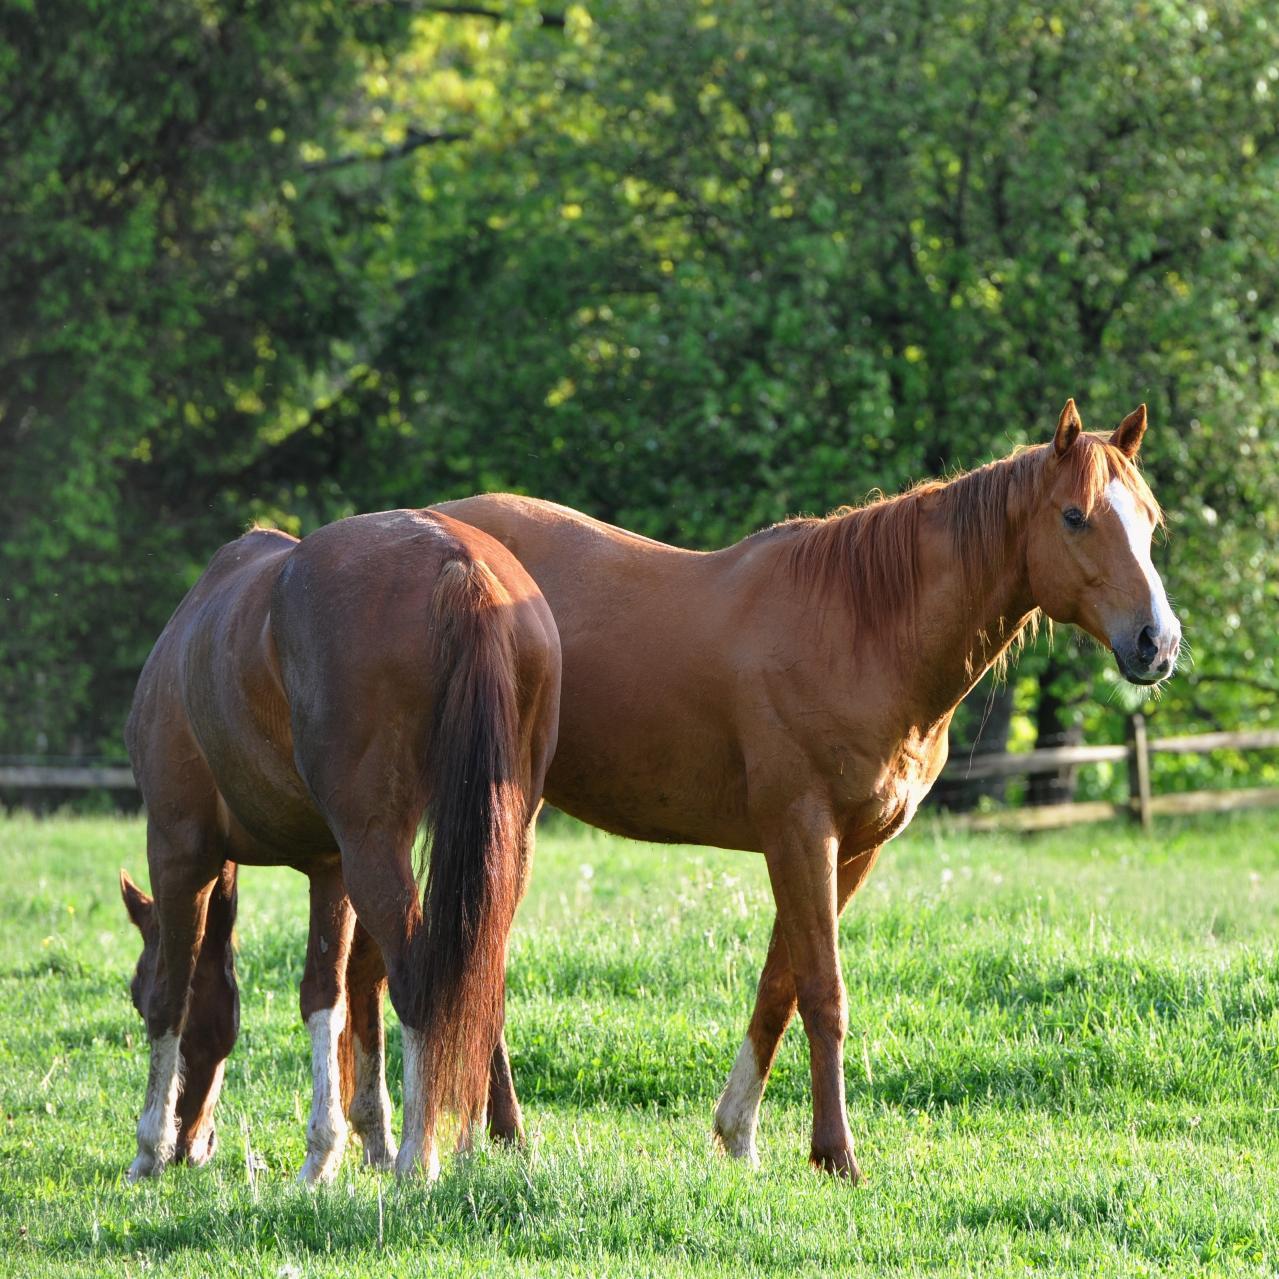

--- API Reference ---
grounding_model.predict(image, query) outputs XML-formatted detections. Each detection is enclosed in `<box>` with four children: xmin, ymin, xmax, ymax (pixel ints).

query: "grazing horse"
<box><xmin>119</xmin><ymin>509</ymin><xmax>560</xmax><ymax>1182</ymax></box>
<box><xmin>438</xmin><ymin>401</ymin><xmax>1181</xmax><ymax>1180</ymax></box>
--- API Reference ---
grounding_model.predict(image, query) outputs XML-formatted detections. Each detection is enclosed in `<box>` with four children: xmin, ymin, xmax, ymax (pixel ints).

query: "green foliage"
<box><xmin>2</xmin><ymin>811</ymin><xmax>1278</xmax><ymax>1274</ymax></box>
<box><xmin>2</xmin><ymin>0</ymin><xmax>1277</xmax><ymax>759</ymax></box>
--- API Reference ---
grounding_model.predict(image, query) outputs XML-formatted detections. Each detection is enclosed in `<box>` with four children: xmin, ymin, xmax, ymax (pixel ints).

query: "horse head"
<box><xmin>1026</xmin><ymin>399</ymin><xmax>1181</xmax><ymax>685</ymax></box>
<box><xmin>120</xmin><ymin>868</ymin><xmax>239</xmax><ymax>1166</ymax></box>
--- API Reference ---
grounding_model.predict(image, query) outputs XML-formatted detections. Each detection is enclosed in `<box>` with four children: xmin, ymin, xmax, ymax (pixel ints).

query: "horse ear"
<box><xmin>1110</xmin><ymin>403</ymin><xmax>1148</xmax><ymax>459</ymax></box>
<box><xmin>1053</xmin><ymin>399</ymin><xmax>1083</xmax><ymax>457</ymax></box>
<box><xmin>120</xmin><ymin>869</ymin><xmax>153</xmax><ymax>931</ymax></box>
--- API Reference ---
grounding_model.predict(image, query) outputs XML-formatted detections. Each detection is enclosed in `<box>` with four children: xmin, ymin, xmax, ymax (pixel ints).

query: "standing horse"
<box><xmin>439</xmin><ymin>402</ymin><xmax>1181</xmax><ymax>1180</ymax></box>
<box><xmin>120</xmin><ymin>509</ymin><xmax>560</xmax><ymax>1182</ymax></box>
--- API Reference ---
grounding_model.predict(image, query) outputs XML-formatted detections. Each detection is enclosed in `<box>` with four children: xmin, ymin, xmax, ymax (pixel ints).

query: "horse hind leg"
<box><xmin>298</xmin><ymin>863</ymin><xmax>357</xmax><ymax>1184</ymax></box>
<box><xmin>342</xmin><ymin>918</ymin><xmax>397</xmax><ymax>1170</ymax></box>
<box><xmin>334</xmin><ymin>824</ymin><xmax>441</xmax><ymax>1181</ymax></box>
<box><xmin>129</xmin><ymin>824</ymin><xmax>221</xmax><ymax>1182</ymax></box>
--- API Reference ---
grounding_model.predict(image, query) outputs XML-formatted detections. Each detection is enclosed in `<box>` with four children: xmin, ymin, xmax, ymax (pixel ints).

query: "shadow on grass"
<box><xmin>54</xmin><ymin>1154</ymin><xmax>751</xmax><ymax>1268</ymax></box>
<box><xmin>952</xmin><ymin>1181</ymin><xmax>1265</xmax><ymax>1261</ymax></box>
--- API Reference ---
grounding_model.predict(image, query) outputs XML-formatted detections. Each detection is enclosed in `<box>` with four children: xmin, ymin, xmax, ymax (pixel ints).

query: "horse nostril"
<box><xmin>1136</xmin><ymin>625</ymin><xmax>1159</xmax><ymax>665</ymax></box>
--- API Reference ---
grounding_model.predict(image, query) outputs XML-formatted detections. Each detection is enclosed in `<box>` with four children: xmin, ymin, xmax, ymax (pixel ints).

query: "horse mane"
<box><xmin>780</xmin><ymin>434</ymin><xmax>1161</xmax><ymax>658</ymax></box>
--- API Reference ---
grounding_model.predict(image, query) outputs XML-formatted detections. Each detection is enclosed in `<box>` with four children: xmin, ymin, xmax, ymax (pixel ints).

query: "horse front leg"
<box><xmin>714</xmin><ymin>845</ymin><xmax>882</xmax><ymax>1168</ymax></box>
<box><xmin>342</xmin><ymin>918</ymin><xmax>397</xmax><ymax>1170</ymax></box>
<box><xmin>298</xmin><ymin>863</ymin><xmax>357</xmax><ymax>1184</ymax></box>
<box><xmin>485</xmin><ymin>1033</ymin><xmax>524</xmax><ymax>1145</ymax></box>
<box><xmin>712</xmin><ymin>920</ymin><xmax>794</xmax><ymax>1166</ymax></box>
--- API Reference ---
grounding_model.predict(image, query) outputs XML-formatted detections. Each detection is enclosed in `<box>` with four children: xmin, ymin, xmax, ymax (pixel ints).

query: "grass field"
<box><xmin>1</xmin><ymin>810</ymin><xmax>1277</xmax><ymax>1276</ymax></box>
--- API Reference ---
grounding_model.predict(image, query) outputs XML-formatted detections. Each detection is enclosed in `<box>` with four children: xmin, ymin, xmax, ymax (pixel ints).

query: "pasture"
<box><xmin>1</xmin><ymin>810</ymin><xmax>1277</xmax><ymax>1277</ymax></box>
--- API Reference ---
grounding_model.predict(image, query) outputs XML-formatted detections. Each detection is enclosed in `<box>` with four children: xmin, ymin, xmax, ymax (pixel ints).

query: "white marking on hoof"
<box><xmin>299</xmin><ymin>1005</ymin><xmax>348</xmax><ymax>1185</ymax></box>
<box><xmin>394</xmin><ymin>1026</ymin><xmax>439</xmax><ymax>1181</ymax></box>
<box><xmin>712</xmin><ymin>1038</ymin><xmax>764</xmax><ymax>1168</ymax></box>
<box><xmin>394</xmin><ymin>1139</ymin><xmax>441</xmax><ymax>1181</ymax></box>
<box><xmin>129</xmin><ymin>1032</ymin><xmax>182</xmax><ymax>1182</ymax></box>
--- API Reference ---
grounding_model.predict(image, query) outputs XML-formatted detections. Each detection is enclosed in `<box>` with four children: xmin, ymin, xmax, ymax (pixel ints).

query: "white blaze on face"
<box><xmin>1104</xmin><ymin>479</ymin><xmax>1176</xmax><ymax>637</ymax></box>
<box><xmin>299</xmin><ymin>1003</ymin><xmax>349</xmax><ymax>1184</ymax></box>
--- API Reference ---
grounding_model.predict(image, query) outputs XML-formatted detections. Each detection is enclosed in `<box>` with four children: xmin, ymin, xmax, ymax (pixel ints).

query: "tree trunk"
<box><xmin>1027</xmin><ymin>655</ymin><xmax>1083</xmax><ymax>806</ymax></box>
<box><xmin>932</xmin><ymin>678</ymin><xmax>1015</xmax><ymax>812</ymax></box>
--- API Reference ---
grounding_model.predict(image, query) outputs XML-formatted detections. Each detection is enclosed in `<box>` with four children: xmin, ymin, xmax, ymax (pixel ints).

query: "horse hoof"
<box><xmin>178</xmin><ymin>1126</ymin><xmax>217</xmax><ymax>1168</ymax></box>
<box><xmin>360</xmin><ymin>1137</ymin><xmax>398</xmax><ymax>1171</ymax></box>
<box><xmin>711</xmin><ymin>1123</ymin><xmax>760</xmax><ymax>1169</ymax></box>
<box><xmin>488</xmin><ymin>1122</ymin><xmax>525</xmax><ymax>1148</ymax></box>
<box><xmin>298</xmin><ymin>1152</ymin><xmax>341</xmax><ymax>1185</ymax></box>
<box><xmin>127</xmin><ymin>1153</ymin><xmax>161</xmax><ymax>1183</ymax></box>
<box><xmin>394</xmin><ymin>1144</ymin><xmax>441</xmax><ymax>1182</ymax></box>
<box><xmin>810</xmin><ymin>1146</ymin><xmax>862</xmax><ymax>1183</ymax></box>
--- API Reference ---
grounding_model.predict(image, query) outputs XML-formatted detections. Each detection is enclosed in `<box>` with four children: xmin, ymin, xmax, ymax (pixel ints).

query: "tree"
<box><xmin>3</xmin><ymin>0</ymin><xmax>1277</xmax><ymax>788</ymax></box>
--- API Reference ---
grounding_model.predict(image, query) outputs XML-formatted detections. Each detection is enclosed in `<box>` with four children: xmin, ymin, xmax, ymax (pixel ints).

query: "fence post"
<box><xmin>1126</xmin><ymin>713</ymin><xmax>1152</xmax><ymax>832</ymax></box>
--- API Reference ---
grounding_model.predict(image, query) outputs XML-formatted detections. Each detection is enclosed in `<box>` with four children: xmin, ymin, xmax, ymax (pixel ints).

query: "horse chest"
<box><xmin>837</xmin><ymin>735</ymin><xmax>947</xmax><ymax>849</ymax></box>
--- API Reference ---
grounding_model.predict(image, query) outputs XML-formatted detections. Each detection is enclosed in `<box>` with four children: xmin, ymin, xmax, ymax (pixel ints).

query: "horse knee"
<box><xmin>795</xmin><ymin>980</ymin><xmax>847</xmax><ymax>1044</ymax></box>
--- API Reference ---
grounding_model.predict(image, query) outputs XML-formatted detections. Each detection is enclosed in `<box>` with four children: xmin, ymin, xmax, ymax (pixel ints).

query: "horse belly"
<box><xmin>544</xmin><ymin>700</ymin><xmax>754</xmax><ymax>849</ymax></box>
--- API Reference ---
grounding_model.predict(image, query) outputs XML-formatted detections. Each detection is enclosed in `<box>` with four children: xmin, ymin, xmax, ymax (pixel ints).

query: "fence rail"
<box><xmin>3</xmin><ymin>722</ymin><xmax>1278</xmax><ymax>831</ymax></box>
<box><xmin>941</xmin><ymin>720</ymin><xmax>1279</xmax><ymax>831</ymax></box>
<box><xmin>0</xmin><ymin>763</ymin><xmax>136</xmax><ymax>790</ymax></box>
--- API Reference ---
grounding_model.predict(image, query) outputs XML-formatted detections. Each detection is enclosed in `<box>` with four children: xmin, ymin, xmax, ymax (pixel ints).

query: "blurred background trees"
<box><xmin>3</xmin><ymin>0</ymin><xmax>1277</xmax><ymax>800</ymax></box>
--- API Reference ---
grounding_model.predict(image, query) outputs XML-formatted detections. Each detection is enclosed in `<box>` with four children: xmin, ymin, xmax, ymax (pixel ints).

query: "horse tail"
<box><xmin>409</xmin><ymin>552</ymin><xmax>523</xmax><ymax>1141</ymax></box>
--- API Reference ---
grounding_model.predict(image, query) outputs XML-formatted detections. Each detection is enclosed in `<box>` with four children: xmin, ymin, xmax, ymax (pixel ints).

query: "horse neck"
<box><xmin>910</xmin><ymin>487</ymin><xmax>1038</xmax><ymax>717</ymax></box>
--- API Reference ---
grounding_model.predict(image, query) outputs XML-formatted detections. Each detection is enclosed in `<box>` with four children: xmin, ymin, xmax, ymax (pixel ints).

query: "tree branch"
<box><xmin>1189</xmin><ymin>672</ymin><xmax>1279</xmax><ymax>698</ymax></box>
<box><xmin>302</xmin><ymin>126</ymin><xmax>471</xmax><ymax>173</ymax></box>
<box><xmin>358</xmin><ymin>0</ymin><xmax>565</xmax><ymax>27</ymax></box>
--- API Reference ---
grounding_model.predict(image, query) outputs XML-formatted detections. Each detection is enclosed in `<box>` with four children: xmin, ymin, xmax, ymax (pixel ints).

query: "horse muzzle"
<box><xmin>1113</xmin><ymin>618</ymin><xmax>1181</xmax><ymax>685</ymax></box>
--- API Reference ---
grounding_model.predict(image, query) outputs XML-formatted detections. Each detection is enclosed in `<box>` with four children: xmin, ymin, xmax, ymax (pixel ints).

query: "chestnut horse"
<box><xmin>437</xmin><ymin>402</ymin><xmax>1181</xmax><ymax>1180</ymax></box>
<box><xmin>120</xmin><ymin>509</ymin><xmax>559</xmax><ymax>1182</ymax></box>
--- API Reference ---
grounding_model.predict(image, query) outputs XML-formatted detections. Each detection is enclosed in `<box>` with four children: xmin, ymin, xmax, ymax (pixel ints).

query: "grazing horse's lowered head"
<box><xmin>1026</xmin><ymin>399</ymin><xmax>1181</xmax><ymax>685</ymax></box>
<box><xmin>120</xmin><ymin>864</ymin><xmax>239</xmax><ymax>1168</ymax></box>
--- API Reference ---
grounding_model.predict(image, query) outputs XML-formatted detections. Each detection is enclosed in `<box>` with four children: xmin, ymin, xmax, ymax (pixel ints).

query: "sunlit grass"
<box><xmin>1</xmin><ymin>810</ymin><xmax>1276</xmax><ymax>1275</ymax></box>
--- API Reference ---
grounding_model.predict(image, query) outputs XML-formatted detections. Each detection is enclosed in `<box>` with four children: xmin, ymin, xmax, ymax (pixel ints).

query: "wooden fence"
<box><xmin>0</xmin><ymin>762</ymin><xmax>137</xmax><ymax>790</ymax></box>
<box><xmin>940</xmin><ymin>721</ymin><xmax>1279</xmax><ymax>832</ymax></box>
<box><xmin>3</xmin><ymin>721</ymin><xmax>1279</xmax><ymax>832</ymax></box>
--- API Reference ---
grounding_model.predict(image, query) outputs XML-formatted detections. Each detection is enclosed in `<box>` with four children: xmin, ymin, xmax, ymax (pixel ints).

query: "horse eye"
<box><xmin>1063</xmin><ymin>507</ymin><xmax>1086</xmax><ymax>529</ymax></box>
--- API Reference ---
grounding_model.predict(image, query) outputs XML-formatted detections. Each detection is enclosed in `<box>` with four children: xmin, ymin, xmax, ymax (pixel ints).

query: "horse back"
<box><xmin>127</xmin><ymin>527</ymin><xmax>313</xmax><ymax>856</ymax></box>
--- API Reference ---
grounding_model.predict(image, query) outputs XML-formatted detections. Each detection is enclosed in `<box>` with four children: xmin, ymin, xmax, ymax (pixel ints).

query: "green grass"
<box><xmin>1</xmin><ymin>811</ymin><xmax>1278</xmax><ymax>1276</ymax></box>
